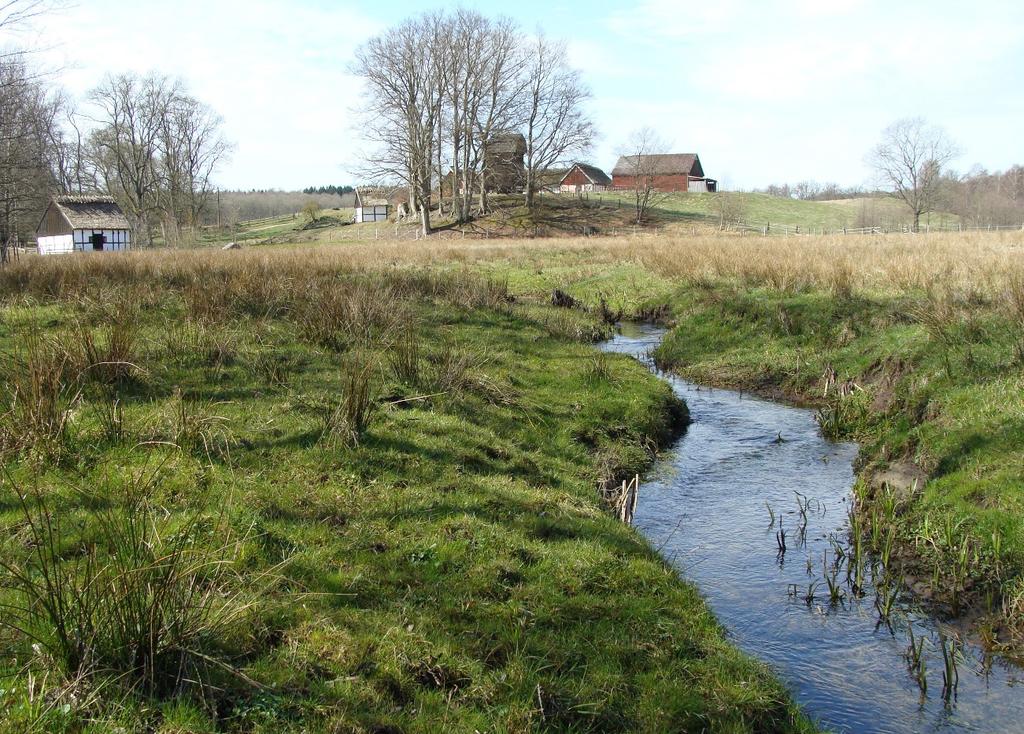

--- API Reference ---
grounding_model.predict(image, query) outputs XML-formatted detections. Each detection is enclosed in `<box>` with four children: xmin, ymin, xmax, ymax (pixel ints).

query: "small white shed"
<box><xmin>353</xmin><ymin>188</ymin><xmax>390</xmax><ymax>223</ymax></box>
<box><xmin>36</xmin><ymin>195</ymin><xmax>132</xmax><ymax>255</ymax></box>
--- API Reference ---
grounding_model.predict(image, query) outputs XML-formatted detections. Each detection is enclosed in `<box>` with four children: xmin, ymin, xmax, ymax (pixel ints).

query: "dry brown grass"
<box><xmin>4</xmin><ymin>229</ymin><xmax>1023</xmax><ymax>305</ymax></box>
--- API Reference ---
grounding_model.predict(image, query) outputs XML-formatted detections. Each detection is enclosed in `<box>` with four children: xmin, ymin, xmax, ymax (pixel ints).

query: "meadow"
<box><xmin>2</xmin><ymin>227</ymin><xmax>1023</xmax><ymax>731</ymax></box>
<box><xmin>0</xmin><ymin>251</ymin><xmax>809</xmax><ymax>732</ymax></box>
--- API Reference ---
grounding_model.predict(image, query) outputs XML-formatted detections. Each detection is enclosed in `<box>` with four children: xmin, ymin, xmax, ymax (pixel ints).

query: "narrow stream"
<box><xmin>603</xmin><ymin>323</ymin><xmax>1022</xmax><ymax>734</ymax></box>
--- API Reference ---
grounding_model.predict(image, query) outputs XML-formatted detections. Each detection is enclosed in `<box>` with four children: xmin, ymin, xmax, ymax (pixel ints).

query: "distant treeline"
<box><xmin>202</xmin><ymin>190</ymin><xmax>354</xmax><ymax>226</ymax></box>
<box><xmin>754</xmin><ymin>182</ymin><xmax>870</xmax><ymax>201</ymax></box>
<box><xmin>756</xmin><ymin>165</ymin><xmax>1024</xmax><ymax>226</ymax></box>
<box><xmin>302</xmin><ymin>185</ymin><xmax>354</xmax><ymax>196</ymax></box>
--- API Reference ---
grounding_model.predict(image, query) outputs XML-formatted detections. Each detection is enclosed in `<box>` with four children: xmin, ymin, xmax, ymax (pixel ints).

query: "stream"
<box><xmin>602</xmin><ymin>323</ymin><xmax>1023</xmax><ymax>734</ymax></box>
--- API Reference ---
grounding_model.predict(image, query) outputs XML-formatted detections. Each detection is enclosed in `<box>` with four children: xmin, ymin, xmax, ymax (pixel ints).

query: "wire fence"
<box><xmin>725</xmin><ymin>220</ymin><xmax>1024</xmax><ymax>237</ymax></box>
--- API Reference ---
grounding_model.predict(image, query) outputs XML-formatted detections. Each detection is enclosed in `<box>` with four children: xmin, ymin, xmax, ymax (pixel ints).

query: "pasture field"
<box><xmin>205</xmin><ymin>191</ymin><xmax>949</xmax><ymax>249</ymax></box>
<box><xmin>0</xmin><ymin>251</ymin><xmax>809</xmax><ymax>732</ymax></box>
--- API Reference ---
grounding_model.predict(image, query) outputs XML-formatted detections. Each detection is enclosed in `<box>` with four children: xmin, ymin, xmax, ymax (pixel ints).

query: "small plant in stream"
<box><xmin>803</xmin><ymin>581</ymin><xmax>819</xmax><ymax>607</ymax></box>
<box><xmin>823</xmin><ymin>554</ymin><xmax>845</xmax><ymax>605</ymax></box>
<box><xmin>904</xmin><ymin>626</ymin><xmax>928</xmax><ymax>697</ymax></box>
<box><xmin>939</xmin><ymin>633</ymin><xmax>961</xmax><ymax>703</ymax></box>
<box><xmin>875</xmin><ymin>579</ymin><xmax>900</xmax><ymax>626</ymax></box>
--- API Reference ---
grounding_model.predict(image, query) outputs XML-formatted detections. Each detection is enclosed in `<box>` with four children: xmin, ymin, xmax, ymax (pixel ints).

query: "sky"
<box><xmin>20</xmin><ymin>0</ymin><xmax>1024</xmax><ymax>191</ymax></box>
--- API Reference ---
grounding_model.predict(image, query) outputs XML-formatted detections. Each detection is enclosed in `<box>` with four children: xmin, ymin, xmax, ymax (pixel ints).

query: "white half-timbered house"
<box><xmin>353</xmin><ymin>188</ymin><xmax>390</xmax><ymax>223</ymax></box>
<box><xmin>35</xmin><ymin>195</ymin><xmax>132</xmax><ymax>255</ymax></box>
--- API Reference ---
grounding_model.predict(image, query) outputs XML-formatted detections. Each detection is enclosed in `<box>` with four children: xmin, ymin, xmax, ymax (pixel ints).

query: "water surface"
<box><xmin>603</xmin><ymin>323</ymin><xmax>1022</xmax><ymax>734</ymax></box>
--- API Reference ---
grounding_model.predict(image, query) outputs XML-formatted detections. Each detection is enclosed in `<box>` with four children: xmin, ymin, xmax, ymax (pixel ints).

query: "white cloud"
<box><xmin>597</xmin><ymin>0</ymin><xmax>1024</xmax><ymax>186</ymax></box>
<box><xmin>35</xmin><ymin>0</ymin><xmax>380</xmax><ymax>189</ymax></box>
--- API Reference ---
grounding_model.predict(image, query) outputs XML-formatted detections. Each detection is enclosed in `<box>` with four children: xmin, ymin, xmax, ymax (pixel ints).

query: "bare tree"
<box><xmin>0</xmin><ymin>0</ymin><xmax>57</xmax><ymax>30</ymax></box>
<box><xmin>353</xmin><ymin>12</ymin><xmax>591</xmax><ymax>228</ymax></box>
<box><xmin>521</xmin><ymin>35</ymin><xmax>592</xmax><ymax>212</ymax></box>
<box><xmin>618</xmin><ymin>127</ymin><xmax>670</xmax><ymax>225</ymax></box>
<box><xmin>472</xmin><ymin>17</ymin><xmax>527</xmax><ymax>215</ymax></box>
<box><xmin>710</xmin><ymin>191</ymin><xmax>745</xmax><ymax>230</ymax></box>
<box><xmin>87</xmin><ymin>73</ymin><xmax>230</xmax><ymax>245</ymax></box>
<box><xmin>88</xmin><ymin>74</ymin><xmax>178</xmax><ymax>245</ymax></box>
<box><xmin>869</xmin><ymin>117</ymin><xmax>959</xmax><ymax>232</ymax></box>
<box><xmin>353</xmin><ymin>12</ymin><xmax>448</xmax><ymax>236</ymax></box>
<box><xmin>158</xmin><ymin>93</ymin><xmax>231</xmax><ymax>240</ymax></box>
<box><xmin>0</xmin><ymin>56</ymin><xmax>64</xmax><ymax>259</ymax></box>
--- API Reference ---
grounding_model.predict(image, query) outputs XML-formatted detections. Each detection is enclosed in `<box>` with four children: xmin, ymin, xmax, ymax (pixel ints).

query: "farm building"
<box><xmin>483</xmin><ymin>132</ymin><xmax>526</xmax><ymax>193</ymax></box>
<box><xmin>559</xmin><ymin>163</ymin><xmax>612</xmax><ymax>194</ymax></box>
<box><xmin>353</xmin><ymin>188</ymin><xmax>390</xmax><ymax>223</ymax></box>
<box><xmin>35</xmin><ymin>195</ymin><xmax>132</xmax><ymax>256</ymax></box>
<box><xmin>611</xmin><ymin>153</ymin><xmax>717</xmax><ymax>193</ymax></box>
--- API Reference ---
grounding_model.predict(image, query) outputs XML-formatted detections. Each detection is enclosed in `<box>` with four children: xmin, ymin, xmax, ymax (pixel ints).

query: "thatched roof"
<box><xmin>612</xmin><ymin>154</ymin><xmax>703</xmax><ymax>177</ymax></box>
<box><xmin>354</xmin><ymin>188</ymin><xmax>389</xmax><ymax>207</ymax></box>
<box><xmin>486</xmin><ymin>132</ymin><xmax>526</xmax><ymax>155</ymax></box>
<box><xmin>53</xmin><ymin>195</ymin><xmax>131</xmax><ymax>230</ymax></box>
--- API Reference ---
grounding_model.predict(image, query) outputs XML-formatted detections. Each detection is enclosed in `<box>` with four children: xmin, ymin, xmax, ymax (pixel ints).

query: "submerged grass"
<box><xmin>0</xmin><ymin>251</ymin><xmax>808</xmax><ymax>732</ymax></box>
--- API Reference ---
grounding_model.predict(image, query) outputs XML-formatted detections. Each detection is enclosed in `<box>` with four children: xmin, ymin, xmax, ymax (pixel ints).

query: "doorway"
<box><xmin>90</xmin><ymin>233</ymin><xmax>105</xmax><ymax>251</ymax></box>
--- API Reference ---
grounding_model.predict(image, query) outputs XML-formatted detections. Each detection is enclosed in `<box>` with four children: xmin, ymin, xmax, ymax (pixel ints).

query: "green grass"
<box><xmin>0</xmin><ymin>259</ymin><xmax>810</xmax><ymax>732</ymax></box>
<box><xmin>440</xmin><ymin>240</ymin><xmax>1024</xmax><ymax>649</ymax></box>
<box><xmin>589</xmin><ymin>191</ymin><xmax>957</xmax><ymax>231</ymax></box>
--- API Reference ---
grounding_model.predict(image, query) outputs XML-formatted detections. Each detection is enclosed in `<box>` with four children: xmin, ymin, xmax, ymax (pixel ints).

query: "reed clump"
<box><xmin>0</xmin><ymin>333</ymin><xmax>80</xmax><ymax>461</ymax></box>
<box><xmin>316</xmin><ymin>356</ymin><xmax>377</xmax><ymax>448</ymax></box>
<box><xmin>0</xmin><ymin>473</ymin><xmax>253</xmax><ymax>699</ymax></box>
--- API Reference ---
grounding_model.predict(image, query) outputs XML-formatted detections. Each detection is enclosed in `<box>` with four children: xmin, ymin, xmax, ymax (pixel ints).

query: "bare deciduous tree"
<box><xmin>88</xmin><ymin>73</ymin><xmax>230</xmax><ymax>245</ymax></box>
<box><xmin>0</xmin><ymin>57</ymin><xmax>63</xmax><ymax>259</ymax></box>
<box><xmin>710</xmin><ymin>191</ymin><xmax>744</xmax><ymax>230</ymax></box>
<box><xmin>158</xmin><ymin>93</ymin><xmax>232</xmax><ymax>239</ymax></box>
<box><xmin>353</xmin><ymin>12</ymin><xmax>448</xmax><ymax>236</ymax></box>
<box><xmin>352</xmin><ymin>11</ymin><xmax>592</xmax><ymax>231</ymax></box>
<box><xmin>521</xmin><ymin>35</ymin><xmax>592</xmax><ymax>212</ymax></box>
<box><xmin>618</xmin><ymin>127</ymin><xmax>670</xmax><ymax>225</ymax></box>
<box><xmin>869</xmin><ymin>117</ymin><xmax>959</xmax><ymax>232</ymax></box>
<box><xmin>88</xmin><ymin>74</ymin><xmax>177</xmax><ymax>244</ymax></box>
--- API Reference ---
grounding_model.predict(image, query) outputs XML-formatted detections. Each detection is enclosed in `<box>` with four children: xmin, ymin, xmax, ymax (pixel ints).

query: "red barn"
<box><xmin>611</xmin><ymin>153</ymin><xmax>717</xmax><ymax>193</ymax></box>
<box><xmin>559</xmin><ymin>163</ymin><xmax>612</xmax><ymax>193</ymax></box>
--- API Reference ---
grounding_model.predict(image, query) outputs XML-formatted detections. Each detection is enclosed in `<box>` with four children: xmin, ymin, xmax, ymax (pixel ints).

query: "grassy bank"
<box><xmin>450</xmin><ymin>230</ymin><xmax>1024</xmax><ymax>649</ymax></box>
<box><xmin>0</xmin><ymin>252</ymin><xmax>810</xmax><ymax>732</ymax></box>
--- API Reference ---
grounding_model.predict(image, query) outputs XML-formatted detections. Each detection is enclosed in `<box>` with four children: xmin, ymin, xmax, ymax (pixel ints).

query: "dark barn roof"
<box><xmin>563</xmin><ymin>163</ymin><xmax>612</xmax><ymax>186</ymax></box>
<box><xmin>50</xmin><ymin>195</ymin><xmax>131</xmax><ymax>230</ymax></box>
<box><xmin>612</xmin><ymin>153</ymin><xmax>704</xmax><ymax>178</ymax></box>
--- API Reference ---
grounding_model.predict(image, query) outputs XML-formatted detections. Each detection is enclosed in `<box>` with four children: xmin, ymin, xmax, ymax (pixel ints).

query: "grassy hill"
<box><xmin>199</xmin><ymin>191</ymin><xmax>955</xmax><ymax>248</ymax></box>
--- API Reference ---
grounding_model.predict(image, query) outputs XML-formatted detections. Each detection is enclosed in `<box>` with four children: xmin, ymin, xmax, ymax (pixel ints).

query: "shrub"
<box><xmin>73</xmin><ymin>317</ymin><xmax>140</xmax><ymax>386</ymax></box>
<box><xmin>388</xmin><ymin>330</ymin><xmax>422</xmax><ymax>386</ymax></box>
